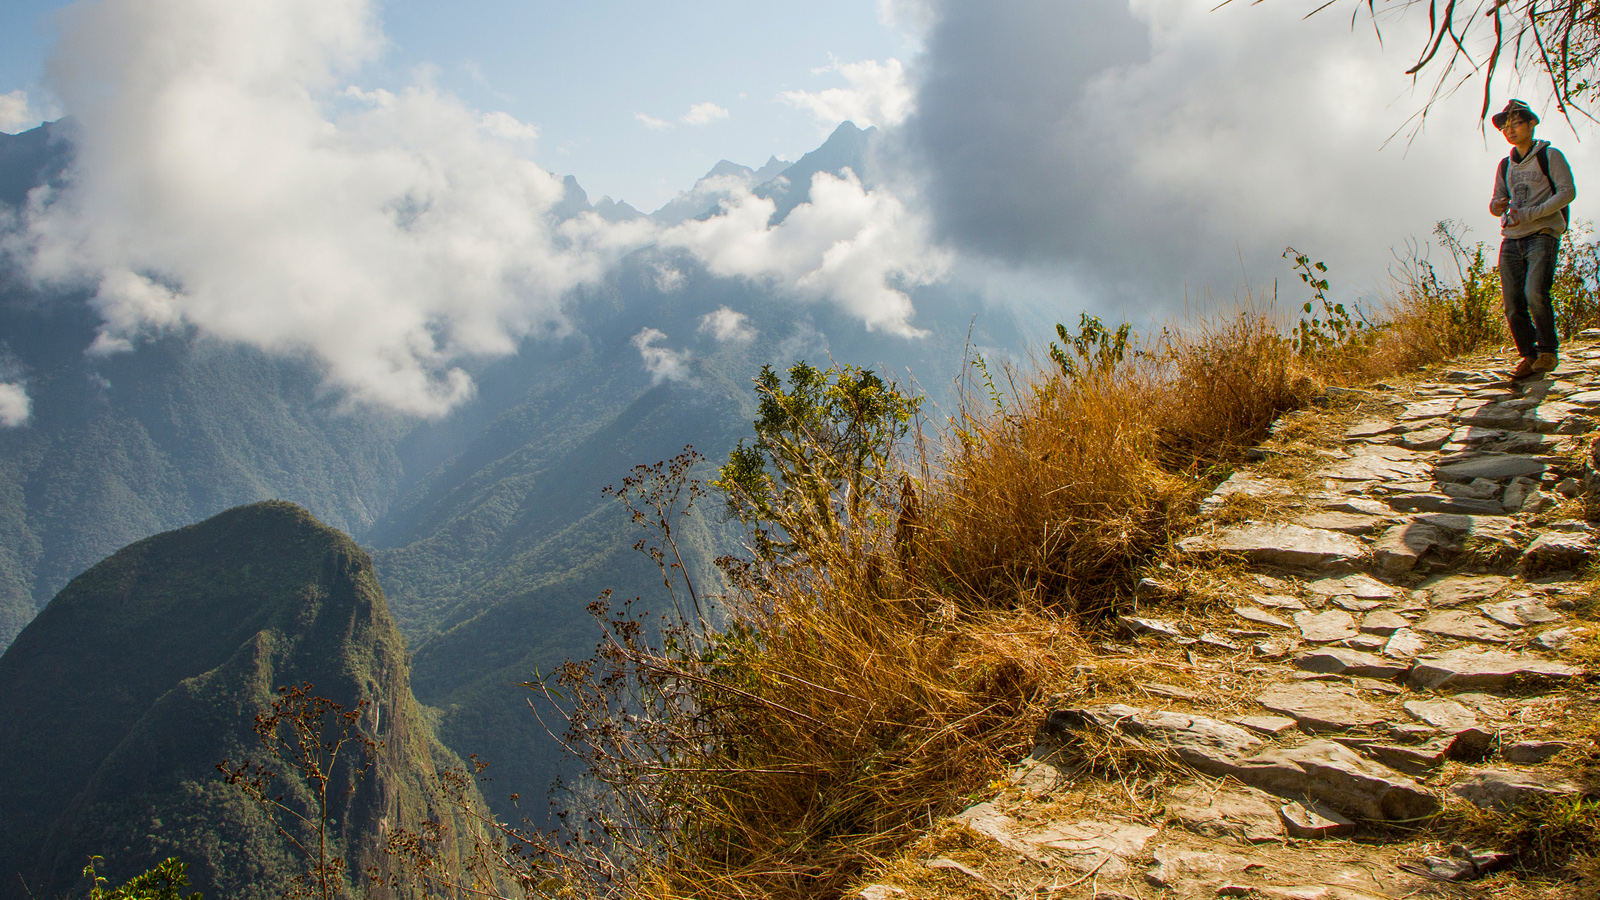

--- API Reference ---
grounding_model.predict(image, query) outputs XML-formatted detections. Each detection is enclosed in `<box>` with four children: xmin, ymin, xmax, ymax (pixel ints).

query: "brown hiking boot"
<box><xmin>1510</xmin><ymin>357</ymin><xmax>1537</xmax><ymax>379</ymax></box>
<box><xmin>1533</xmin><ymin>351</ymin><xmax>1559</xmax><ymax>373</ymax></box>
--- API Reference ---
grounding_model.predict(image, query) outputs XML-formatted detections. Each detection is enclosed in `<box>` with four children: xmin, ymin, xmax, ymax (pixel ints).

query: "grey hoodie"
<box><xmin>1491</xmin><ymin>139</ymin><xmax>1576</xmax><ymax>239</ymax></box>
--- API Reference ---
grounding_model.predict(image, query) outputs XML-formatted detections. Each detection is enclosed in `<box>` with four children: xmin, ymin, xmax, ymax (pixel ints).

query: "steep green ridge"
<box><xmin>0</xmin><ymin>501</ymin><xmax>472</xmax><ymax>900</ymax></box>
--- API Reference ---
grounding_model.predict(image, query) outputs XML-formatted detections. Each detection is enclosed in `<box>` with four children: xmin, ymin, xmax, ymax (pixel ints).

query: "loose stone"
<box><xmin>1256</xmin><ymin>682</ymin><xmax>1387</xmax><ymax>733</ymax></box>
<box><xmin>1226</xmin><ymin>740</ymin><xmax>1440</xmax><ymax>821</ymax></box>
<box><xmin>1295</xmin><ymin>609</ymin><xmax>1357</xmax><ymax>643</ymax></box>
<box><xmin>1232</xmin><ymin>715</ymin><xmax>1298</xmax><ymax>736</ymax></box>
<box><xmin>1502</xmin><ymin>741</ymin><xmax>1568</xmax><ymax>764</ymax></box>
<box><xmin>1330</xmin><ymin>595</ymin><xmax>1384</xmax><ymax>612</ymax></box>
<box><xmin>1520</xmin><ymin>531</ymin><xmax>1597</xmax><ymax>575</ymax></box>
<box><xmin>1307</xmin><ymin>573</ymin><xmax>1396</xmax><ymax>599</ymax></box>
<box><xmin>1164</xmin><ymin>783</ymin><xmax>1285</xmax><ymax>843</ymax></box>
<box><xmin>1533</xmin><ymin>626</ymin><xmax>1586</xmax><ymax>651</ymax></box>
<box><xmin>1234</xmin><ymin>606</ymin><xmax>1292</xmax><ymax>629</ymax></box>
<box><xmin>1419</xmin><ymin>574</ymin><xmax>1513</xmax><ymax>607</ymax></box>
<box><xmin>1415</xmin><ymin>610</ymin><xmax>1515</xmax><ymax>644</ymax></box>
<box><xmin>1403</xmin><ymin>699</ymin><xmax>1478</xmax><ymax>732</ymax></box>
<box><xmin>1398</xmin><ymin>427</ymin><xmax>1452</xmax><ymax>450</ymax></box>
<box><xmin>1386</xmin><ymin>493</ymin><xmax>1504</xmax><ymax>516</ymax></box>
<box><xmin>1435</xmin><ymin>455</ymin><xmax>1547</xmax><ymax>482</ymax></box>
<box><xmin>1360</xmin><ymin>610</ymin><xmax>1410</xmax><ymax>635</ymax></box>
<box><xmin>1448</xmin><ymin>768</ymin><xmax>1583</xmax><ymax>812</ymax></box>
<box><xmin>1278</xmin><ymin>799</ymin><xmax>1355</xmax><ymax>838</ymax></box>
<box><xmin>1382</xmin><ymin>628</ymin><xmax>1429</xmax><ymax>660</ymax></box>
<box><xmin>1178</xmin><ymin>523</ymin><xmax>1366</xmax><ymax>570</ymax></box>
<box><xmin>1371</xmin><ymin>523</ymin><xmax>1449</xmax><ymax>574</ymax></box>
<box><xmin>1292</xmin><ymin>648</ymin><xmax>1408</xmax><ymax>680</ymax></box>
<box><xmin>1408</xmin><ymin>647</ymin><xmax>1582</xmax><ymax>690</ymax></box>
<box><xmin>1477</xmin><ymin>597</ymin><xmax>1561</xmax><ymax>628</ymax></box>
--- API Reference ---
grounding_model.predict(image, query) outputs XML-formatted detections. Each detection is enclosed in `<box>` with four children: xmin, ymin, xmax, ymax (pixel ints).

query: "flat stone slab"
<box><xmin>1420</xmin><ymin>574</ymin><xmax>1513</xmax><ymax>606</ymax></box>
<box><xmin>1478</xmin><ymin>597</ymin><xmax>1561</xmax><ymax>628</ymax></box>
<box><xmin>1232</xmin><ymin>715</ymin><xmax>1299</xmax><ymax>736</ymax></box>
<box><xmin>1293</xmin><ymin>647</ymin><xmax>1409</xmax><ymax>679</ymax></box>
<box><xmin>1295</xmin><ymin>609</ymin><xmax>1357</xmax><ymax>643</ymax></box>
<box><xmin>1386</xmin><ymin>493</ymin><xmax>1504</xmax><ymax>515</ymax></box>
<box><xmin>1435</xmin><ymin>455</ymin><xmax>1547</xmax><ymax>483</ymax></box>
<box><xmin>1361</xmin><ymin>610</ymin><xmax>1410</xmax><ymax>635</ymax></box>
<box><xmin>1252</xmin><ymin>593</ymin><xmax>1309</xmax><ymax>610</ymax></box>
<box><xmin>1372</xmin><ymin>523</ymin><xmax>1449</xmax><ymax>573</ymax></box>
<box><xmin>1295</xmin><ymin>511</ymin><xmax>1386</xmax><ymax>535</ymax></box>
<box><xmin>1306</xmin><ymin>573</ymin><xmax>1396</xmax><ymax>599</ymax></box>
<box><xmin>1534</xmin><ymin>625</ymin><xmax>1586</xmax><ymax>651</ymax></box>
<box><xmin>1403</xmin><ymin>699</ymin><xmax>1478</xmax><ymax>732</ymax></box>
<box><xmin>1345</xmin><ymin>418</ymin><xmax>1398</xmax><ymax>438</ymax></box>
<box><xmin>1179</xmin><ymin>523</ymin><xmax>1365</xmax><ymax>570</ymax></box>
<box><xmin>1402</xmin><ymin>398</ymin><xmax>1459</xmax><ymax>419</ymax></box>
<box><xmin>1257</xmin><ymin>682</ymin><xmax>1387</xmax><ymax>732</ymax></box>
<box><xmin>1235</xmin><ymin>606</ymin><xmax>1293</xmax><ymax>629</ymax></box>
<box><xmin>1330</xmin><ymin>595</ymin><xmax>1384</xmax><ymax>612</ymax></box>
<box><xmin>1320</xmin><ymin>497</ymin><xmax>1394</xmax><ymax>517</ymax></box>
<box><xmin>1521</xmin><ymin>531</ymin><xmax>1596</xmax><ymax>574</ymax></box>
<box><xmin>1319</xmin><ymin>454</ymin><xmax>1432</xmax><ymax>482</ymax></box>
<box><xmin>1408</xmin><ymin>647</ymin><xmax>1582</xmax><ymax>690</ymax></box>
<box><xmin>1382</xmin><ymin>628</ymin><xmax>1429</xmax><ymax>660</ymax></box>
<box><xmin>1165</xmin><ymin>783</ymin><xmax>1285</xmax><ymax>843</ymax></box>
<box><xmin>1415</xmin><ymin>610</ymin><xmax>1515</xmax><ymax>644</ymax></box>
<box><xmin>1398</xmin><ymin>427</ymin><xmax>1452</xmax><ymax>450</ymax></box>
<box><xmin>1226</xmin><ymin>740</ymin><xmax>1440</xmax><ymax>822</ymax></box>
<box><xmin>954</xmin><ymin>803</ymin><xmax>1157</xmax><ymax>875</ymax></box>
<box><xmin>1201</xmin><ymin>471</ymin><xmax>1294</xmax><ymax>512</ymax></box>
<box><xmin>1040</xmin><ymin>705</ymin><xmax>1263</xmax><ymax>775</ymax></box>
<box><xmin>1448</xmin><ymin>768</ymin><xmax>1583</xmax><ymax>812</ymax></box>
<box><xmin>1279</xmin><ymin>799</ymin><xmax>1356</xmax><ymax>838</ymax></box>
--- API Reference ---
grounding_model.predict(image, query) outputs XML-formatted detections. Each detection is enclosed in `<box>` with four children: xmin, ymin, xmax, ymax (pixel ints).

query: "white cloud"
<box><xmin>0</xmin><ymin>90</ymin><xmax>44</xmax><ymax>134</ymax></box>
<box><xmin>699</xmin><ymin>306</ymin><xmax>756</xmax><ymax>342</ymax></box>
<box><xmin>631</xmin><ymin>327</ymin><xmax>692</xmax><ymax>383</ymax></box>
<box><xmin>781</xmin><ymin>58</ymin><xmax>913</xmax><ymax>130</ymax></box>
<box><xmin>477</xmin><ymin>110</ymin><xmax>538</xmax><ymax>142</ymax></box>
<box><xmin>652</xmin><ymin>262</ymin><xmax>685</xmax><ymax>292</ymax></box>
<box><xmin>7</xmin><ymin>0</ymin><xmax>651</xmax><ymax>417</ymax></box>
<box><xmin>635</xmin><ymin>112</ymin><xmax>671</xmax><ymax>130</ymax></box>
<box><xmin>681</xmin><ymin>102</ymin><xmax>730</xmax><ymax>126</ymax></box>
<box><xmin>664</xmin><ymin>170</ymin><xmax>947</xmax><ymax>336</ymax></box>
<box><xmin>0</xmin><ymin>383</ymin><xmax>29</xmax><ymax>426</ymax></box>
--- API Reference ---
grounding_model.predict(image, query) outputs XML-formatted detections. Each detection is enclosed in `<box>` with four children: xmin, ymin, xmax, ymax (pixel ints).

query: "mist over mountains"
<box><xmin>0</xmin><ymin>118</ymin><xmax>1021</xmax><ymax>820</ymax></box>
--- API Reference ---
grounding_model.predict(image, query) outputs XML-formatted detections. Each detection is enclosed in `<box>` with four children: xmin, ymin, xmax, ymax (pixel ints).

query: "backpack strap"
<box><xmin>1535</xmin><ymin>145</ymin><xmax>1571</xmax><ymax>226</ymax></box>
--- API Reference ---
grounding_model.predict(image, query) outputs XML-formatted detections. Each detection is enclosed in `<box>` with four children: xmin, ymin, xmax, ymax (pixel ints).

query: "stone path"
<box><xmin>856</xmin><ymin>340</ymin><xmax>1600</xmax><ymax>900</ymax></box>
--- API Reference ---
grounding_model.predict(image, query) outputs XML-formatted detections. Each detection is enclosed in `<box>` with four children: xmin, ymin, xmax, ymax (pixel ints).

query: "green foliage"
<box><xmin>84</xmin><ymin>856</ymin><xmax>202</xmax><ymax>900</ymax></box>
<box><xmin>1552</xmin><ymin>223</ymin><xmax>1600</xmax><ymax>339</ymax></box>
<box><xmin>1403</xmin><ymin>222</ymin><xmax>1504</xmax><ymax>358</ymax></box>
<box><xmin>715</xmin><ymin>362</ymin><xmax>919</xmax><ymax>562</ymax></box>
<box><xmin>1049</xmin><ymin>313</ymin><xmax>1133</xmax><ymax>380</ymax></box>
<box><xmin>1284</xmin><ymin>248</ymin><xmax>1366</xmax><ymax>356</ymax></box>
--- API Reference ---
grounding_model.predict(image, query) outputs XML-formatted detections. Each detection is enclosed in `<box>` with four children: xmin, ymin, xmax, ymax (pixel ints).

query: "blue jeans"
<box><xmin>1500</xmin><ymin>232</ymin><xmax>1560</xmax><ymax>358</ymax></box>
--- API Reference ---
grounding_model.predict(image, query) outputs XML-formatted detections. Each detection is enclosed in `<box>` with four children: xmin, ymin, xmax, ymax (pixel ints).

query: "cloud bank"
<box><xmin>0</xmin><ymin>91</ymin><xmax>45</xmax><ymax>134</ymax></box>
<box><xmin>631</xmin><ymin>327</ymin><xmax>692</xmax><ymax>384</ymax></box>
<box><xmin>2</xmin><ymin>0</ymin><xmax>939</xmax><ymax>416</ymax></box>
<box><xmin>897</xmin><ymin>0</ymin><xmax>1561</xmax><ymax>313</ymax></box>
<box><xmin>0</xmin><ymin>382</ymin><xmax>28</xmax><ymax>426</ymax></box>
<box><xmin>781</xmin><ymin>58</ymin><xmax>913</xmax><ymax>130</ymax></box>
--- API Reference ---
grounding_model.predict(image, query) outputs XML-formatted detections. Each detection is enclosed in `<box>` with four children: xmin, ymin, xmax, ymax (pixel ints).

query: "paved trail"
<box><xmin>859</xmin><ymin>340</ymin><xmax>1600</xmax><ymax>900</ymax></box>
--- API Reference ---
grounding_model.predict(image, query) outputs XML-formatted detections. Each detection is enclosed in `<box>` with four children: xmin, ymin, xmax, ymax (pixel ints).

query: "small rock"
<box><xmin>1363</xmin><ymin>740</ymin><xmax>1449</xmax><ymax>774</ymax></box>
<box><xmin>1382</xmin><ymin>628</ymin><xmax>1429</xmax><ymax>660</ymax></box>
<box><xmin>1278</xmin><ymin>799</ymin><xmax>1355</xmax><ymax>838</ymax></box>
<box><xmin>1403</xmin><ymin>398</ymin><xmax>1459</xmax><ymax>419</ymax></box>
<box><xmin>1257</xmin><ymin>682</ymin><xmax>1387</xmax><ymax>733</ymax></box>
<box><xmin>1201</xmin><ymin>471</ymin><xmax>1294</xmax><ymax>513</ymax></box>
<box><xmin>1295</xmin><ymin>609</ymin><xmax>1358</xmax><ymax>643</ymax></box>
<box><xmin>1399</xmin><ymin>846</ymin><xmax>1514</xmax><ymax>882</ymax></box>
<box><xmin>1389</xmin><ymin>722</ymin><xmax>1438</xmax><ymax>742</ymax></box>
<box><xmin>1448</xmin><ymin>768</ymin><xmax>1583</xmax><ymax>812</ymax></box>
<box><xmin>855</xmin><ymin>886</ymin><xmax>905</xmax><ymax>900</ymax></box>
<box><xmin>1344</xmin><ymin>634</ymin><xmax>1387</xmax><ymax>652</ymax></box>
<box><xmin>1200</xmin><ymin>632</ymin><xmax>1244</xmax><ymax>651</ymax></box>
<box><xmin>1293</xmin><ymin>647</ymin><xmax>1408</xmax><ymax>679</ymax></box>
<box><xmin>1446</xmin><ymin>727</ymin><xmax>1496</xmax><ymax>761</ymax></box>
<box><xmin>1361</xmin><ymin>610</ymin><xmax>1410</xmax><ymax>635</ymax></box>
<box><xmin>1253</xmin><ymin>593</ymin><xmax>1309</xmax><ymax>610</ymax></box>
<box><xmin>1408</xmin><ymin>647</ymin><xmax>1582</xmax><ymax>690</ymax></box>
<box><xmin>1503</xmin><ymin>741</ymin><xmax>1568</xmax><ymax>764</ymax></box>
<box><xmin>1449</xmin><ymin>425</ymin><xmax>1508</xmax><ymax>446</ymax></box>
<box><xmin>1399</xmin><ymin>427</ymin><xmax>1452</xmax><ymax>450</ymax></box>
<box><xmin>1415</xmin><ymin>610</ymin><xmax>1515</xmax><ymax>643</ymax></box>
<box><xmin>1403</xmin><ymin>699</ymin><xmax>1479</xmax><ymax>732</ymax></box>
<box><xmin>1040</xmin><ymin>705</ymin><xmax>1264</xmax><ymax>775</ymax></box>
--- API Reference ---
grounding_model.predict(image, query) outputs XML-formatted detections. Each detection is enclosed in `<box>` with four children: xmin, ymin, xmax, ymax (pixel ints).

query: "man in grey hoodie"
<box><xmin>1490</xmin><ymin>99</ymin><xmax>1576</xmax><ymax>379</ymax></box>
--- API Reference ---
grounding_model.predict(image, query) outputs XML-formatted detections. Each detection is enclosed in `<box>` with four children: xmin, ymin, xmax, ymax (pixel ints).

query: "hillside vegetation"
<box><xmin>0</xmin><ymin>501</ymin><xmax>478</xmax><ymax>900</ymax></box>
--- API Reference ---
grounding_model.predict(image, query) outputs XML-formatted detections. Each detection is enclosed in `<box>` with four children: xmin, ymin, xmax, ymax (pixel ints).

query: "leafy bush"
<box><xmin>84</xmin><ymin>856</ymin><xmax>202</xmax><ymax>900</ymax></box>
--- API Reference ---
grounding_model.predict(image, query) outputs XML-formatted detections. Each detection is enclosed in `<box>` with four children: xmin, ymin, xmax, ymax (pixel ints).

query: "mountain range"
<box><xmin>0</xmin><ymin>118</ymin><xmax>1024</xmax><ymax>826</ymax></box>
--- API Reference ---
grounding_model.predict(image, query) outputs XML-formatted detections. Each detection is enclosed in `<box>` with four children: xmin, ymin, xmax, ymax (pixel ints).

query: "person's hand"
<box><xmin>1491</xmin><ymin>198</ymin><xmax>1509</xmax><ymax>216</ymax></box>
<box><xmin>1504</xmin><ymin>208</ymin><xmax>1523</xmax><ymax>226</ymax></box>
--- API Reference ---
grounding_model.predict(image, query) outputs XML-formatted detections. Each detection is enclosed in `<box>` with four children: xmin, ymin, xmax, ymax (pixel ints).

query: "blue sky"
<box><xmin>2</xmin><ymin>0</ymin><xmax>910</xmax><ymax>209</ymax></box>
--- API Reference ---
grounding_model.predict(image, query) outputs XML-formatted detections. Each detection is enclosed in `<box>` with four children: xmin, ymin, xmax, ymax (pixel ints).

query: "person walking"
<box><xmin>1490</xmin><ymin>99</ymin><xmax>1576</xmax><ymax>379</ymax></box>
